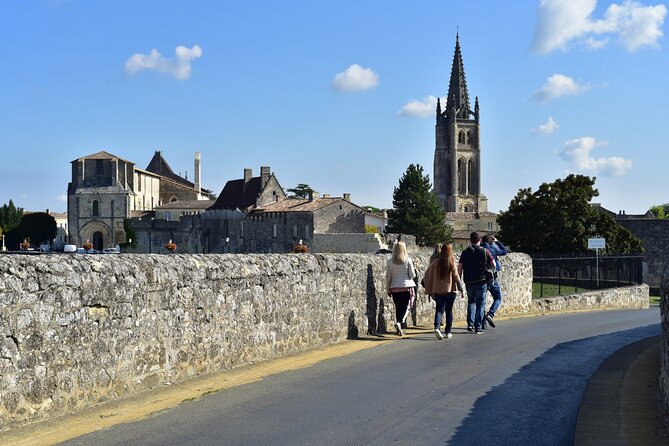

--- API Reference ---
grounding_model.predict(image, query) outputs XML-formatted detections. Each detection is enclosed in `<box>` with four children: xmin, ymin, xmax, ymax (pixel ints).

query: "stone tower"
<box><xmin>434</xmin><ymin>34</ymin><xmax>487</xmax><ymax>213</ymax></box>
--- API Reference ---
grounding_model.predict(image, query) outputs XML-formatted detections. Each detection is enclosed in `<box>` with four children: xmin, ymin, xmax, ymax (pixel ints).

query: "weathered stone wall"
<box><xmin>0</xmin><ymin>252</ymin><xmax>646</xmax><ymax>430</ymax></box>
<box><xmin>531</xmin><ymin>284</ymin><xmax>649</xmax><ymax>313</ymax></box>
<box><xmin>660</xmin><ymin>272</ymin><xmax>669</xmax><ymax>411</ymax></box>
<box><xmin>312</xmin><ymin>233</ymin><xmax>385</xmax><ymax>253</ymax></box>
<box><xmin>616</xmin><ymin>218</ymin><xmax>669</xmax><ymax>292</ymax></box>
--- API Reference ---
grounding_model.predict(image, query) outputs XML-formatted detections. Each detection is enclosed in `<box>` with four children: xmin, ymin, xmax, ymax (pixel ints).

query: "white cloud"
<box><xmin>125</xmin><ymin>45</ymin><xmax>203</xmax><ymax>80</ymax></box>
<box><xmin>332</xmin><ymin>64</ymin><xmax>379</xmax><ymax>92</ymax></box>
<box><xmin>532</xmin><ymin>116</ymin><xmax>559</xmax><ymax>134</ymax></box>
<box><xmin>533</xmin><ymin>0</ymin><xmax>667</xmax><ymax>53</ymax></box>
<box><xmin>397</xmin><ymin>95</ymin><xmax>446</xmax><ymax>118</ymax></box>
<box><xmin>533</xmin><ymin>74</ymin><xmax>590</xmax><ymax>102</ymax></box>
<box><xmin>56</xmin><ymin>194</ymin><xmax>67</xmax><ymax>202</ymax></box>
<box><xmin>558</xmin><ymin>136</ymin><xmax>632</xmax><ymax>176</ymax></box>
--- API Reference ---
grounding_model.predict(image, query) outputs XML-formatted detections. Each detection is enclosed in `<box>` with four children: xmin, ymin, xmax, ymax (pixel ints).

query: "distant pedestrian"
<box><xmin>480</xmin><ymin>234</ymin><xmax>508</xmax><ymax>328</ymax></box>
<box><xmin>458</xmin><ymin>232</ymin><xmax>495</xmax><ymax>334</ymax></box>
<box><xmin>386</xmin><ymin>241</ymin><xmax>417</xmax><ymax>337</ymax></box>
<box><xmin>422</xmin><ymin>243</ymin><xmax>464</xmax><ymax>339</ymax></box>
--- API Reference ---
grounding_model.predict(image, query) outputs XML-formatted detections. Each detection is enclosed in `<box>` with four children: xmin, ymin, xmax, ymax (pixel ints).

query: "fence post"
<box><xmin>574</xmin><ymin>257</ymin><xmax>578</xmax><ymax>293</ymax></box>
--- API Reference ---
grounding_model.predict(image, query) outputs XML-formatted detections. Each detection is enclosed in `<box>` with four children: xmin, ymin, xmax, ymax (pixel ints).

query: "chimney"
<box><xmin>343</xmin><ymin>193</ymin><xmax>351</xmax><ymax>201</ymax></box>
<box><xmin>243</xmin><ymin>168</ymin><xmax>252</xmax><ymax>191</ymax></box>
<box><xmin>322</xmin><ymin>193</ymin><xmax>330</xmax><ymax>198</ymax></box>
<box><xmin>194</xmin><ymin>152</ymin><xmax>201</xmax><ymax>195</ymax></box>
<box><xmin>260</xmin><ymin>166</ymin><xmax>270</xmax><ymax>188</ymax></box>
<box><xmin>308</xmin><ymin>191</ymin><xmax>320</xmax><ymax>202</ymax></box>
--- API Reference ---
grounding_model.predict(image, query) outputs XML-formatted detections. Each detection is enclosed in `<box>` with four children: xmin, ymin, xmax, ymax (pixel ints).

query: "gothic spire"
<box><xmin>446</xmin><ymin>32</ymin><xmax>471</xmax><ymax>120</ymax></box>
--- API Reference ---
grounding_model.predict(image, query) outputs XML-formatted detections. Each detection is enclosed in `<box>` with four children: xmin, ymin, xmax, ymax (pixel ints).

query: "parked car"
<box><xmin>102</xmin><ymin>248</ymin><xmax>120</xmax><ymax>254</ymax></box>
<box><xmin>64</xmin><ymin>245</ymin><xmax>77</xmax><ymax>253</ymax></box>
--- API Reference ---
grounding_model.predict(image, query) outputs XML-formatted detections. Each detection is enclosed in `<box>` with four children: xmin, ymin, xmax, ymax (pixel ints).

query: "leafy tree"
<box><xmin>649</xmin><ymin>203</ymin><xmax>669</xmax><ymax>219</ymax></box>
<box><xmin>386</xmin><ymin>164</ymin><xmax>452</xmax><ymax>246</ymax></box>
<box><xmin>0</xmin><ymin>199</ymin><xmax>24</xmax><ymax>233</ymax></box>
<box><xmin>4</xmin><ymin>212</ymin><xmax>57</xmax><ymax>249</ymax></box>
<box><xmin>287</xmin><ymin>184</ymin><xmax>315</xmax><ymax>199</ymax></box>
<box><xmin>497</xmin><ymin>174</ymin><xmax>644</xmax><ymax>254</ymax></box>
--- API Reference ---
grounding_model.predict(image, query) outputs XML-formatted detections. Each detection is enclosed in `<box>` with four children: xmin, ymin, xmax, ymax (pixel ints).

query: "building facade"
<box><xmin>434</xmin><ymin>34</ymin><xmax>488</xmax><ymax>214</ymax></box>
<box><xmin>67</xmin><ymin>150</ymin><xmax>211</xmax><ymax>250</ymax></box>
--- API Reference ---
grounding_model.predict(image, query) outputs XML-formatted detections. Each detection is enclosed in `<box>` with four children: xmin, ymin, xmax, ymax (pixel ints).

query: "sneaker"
<box><xmin>396</xmin><ymin>322</ymin><xmax>404</xmax><ymax>337</ymax></box>
<box><xmin>467</xmin><ymin>326</ymin><xmax>474</xmax><ymax>333</ymax></box>
<box><xmin>446</xmin><ymin>332</ymin><xmax>453</xmax><ymax>339</ymax></box>
<box><xmin>485</xmin><ymin>313</ymin><xmax>496</xmax><ymax>328</ymax></box>
<box><xmin>475</xmin><ymin>329</ymin><xmax>483</xmax><ymax>334</ymax></box>
<box><xmin>434</xmin><ymin>329</ymin><xmax>444</xmax><ymax>340</ymax></box>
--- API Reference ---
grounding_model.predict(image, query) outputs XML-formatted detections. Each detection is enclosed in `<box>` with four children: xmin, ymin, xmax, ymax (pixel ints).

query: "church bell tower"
<box><xmin>434</xmin><ymin>33</ymin><xmax>487</xmax><ymax>213</ymax></box>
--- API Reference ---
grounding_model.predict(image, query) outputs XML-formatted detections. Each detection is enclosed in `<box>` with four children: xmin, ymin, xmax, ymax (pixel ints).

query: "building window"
<box><xmin>467</xmin><ymin>159</ymin><xmax>473</xmax><ymax>194</ymax></box>
<box><xmin>488</xmin><ymin>221</ymin><xmax>493</xmax><ymax>230</ymax></box>
<box><xmin>95</xmin><ymin>159</ymin><xmax>104</xmax><ymax>176</ymax></box>
<box><xmin>92</xmin><ymin>200</ymin><xmax>99</xmax><ymax>217</ymax></box>
<box><xmin>138</xmin><ymin>176</ymin><xmax>142</xmax><ymax>192</ymax></box>
<box><xmin>458</xmin><ymin>131</ymin><xmax>465</xmax><ymax>144</ymax></box>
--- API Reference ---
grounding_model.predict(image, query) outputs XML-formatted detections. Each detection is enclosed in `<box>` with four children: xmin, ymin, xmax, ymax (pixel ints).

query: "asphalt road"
<box><xmin>59</xmin><ymin>308</ymin><xmax>660</xmax><ymax>446</ymax></box>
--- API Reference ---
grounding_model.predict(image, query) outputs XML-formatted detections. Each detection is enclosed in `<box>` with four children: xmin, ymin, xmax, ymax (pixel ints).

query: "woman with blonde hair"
<box><xmin>386</xmin><ymin>241</ymin><xmax>417</xmax><ymax>336</ymax></box>
<box><xmin>422</xmin><ymin>243</ymin><xmax>463</xmax><ymax>339</ymax></box>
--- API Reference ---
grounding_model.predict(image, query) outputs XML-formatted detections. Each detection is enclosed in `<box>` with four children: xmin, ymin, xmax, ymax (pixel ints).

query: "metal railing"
<box><xmin>531</xmin><ymin>254</ymin><xmax>643</xmax><ymax>298</ymax></box>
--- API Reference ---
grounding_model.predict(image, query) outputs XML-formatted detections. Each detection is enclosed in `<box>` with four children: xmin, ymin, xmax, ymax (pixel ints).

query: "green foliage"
<box><xmin>287</xmin><ymin>184</ymin><xmax>315</xmax><ymax>199</ymax></box>
<box><xmin>5</xmin><ymin>212</ymin><xmax>56</xmax><ymax>249</ymax></box>
<box><xmin>386</xmin><ymin>164</ymin><xmax>452</xmax><ymax>246</ymax></box>
<box><xmin>498</xmin><ymin>174</ymin><xmax>644</xmax><ymax>254</ymax></box>
<box><xmin>0</xmin><ymin>199</ymin><xmax>24</xmax><ymax>233</ymax></box>
<box><xmin>121</xmin><ymin>219</ymin><xmax>138</xmax><ymax>248</ymax></box>
<box><xmin>649</xmin><ymin>203</ymin><xmax>669</xmax><ymax>219</ymax></box>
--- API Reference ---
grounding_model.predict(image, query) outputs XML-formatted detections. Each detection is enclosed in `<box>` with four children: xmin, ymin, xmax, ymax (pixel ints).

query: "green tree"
<box><xmin>386</xmin><ymin>164</ymin><xmax>452</xmax><ymax>246</ymax></box>
<box><xmin>497</xmin><ymin>174</ymin><xmax>644</xmax><ymax>254</ymax></box>
<box><xmin>649</xmin><ymin>203</ymin><xmax>669</xmax><ymax>219</ymax></box>
<box><xmin>0</xmin><ymin>199</ymin><xmax>24</xmax><ymax>232</ymax></box>
<box><xmin>287</xmin><ymin>184</ymin><xmax>315</xmax><ymax>199</ymax></box>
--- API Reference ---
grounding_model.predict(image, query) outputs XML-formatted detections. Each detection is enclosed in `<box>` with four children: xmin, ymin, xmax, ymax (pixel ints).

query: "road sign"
<box><xmin>588</xmin><ymin>237</ymin><xmax>606</xmax><ymax>250</ymax></box>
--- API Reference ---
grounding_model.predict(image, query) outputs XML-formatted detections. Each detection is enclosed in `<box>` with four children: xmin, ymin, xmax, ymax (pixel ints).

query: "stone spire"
<box><xmin>446</xmin><ymin>32</ymin><xmax>471</xmax><ymax>120</ymax></box>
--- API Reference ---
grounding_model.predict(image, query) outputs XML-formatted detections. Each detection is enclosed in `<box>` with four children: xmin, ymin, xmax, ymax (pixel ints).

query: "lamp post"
<box><xmin>225</xmin><ymin>237</ymin><xmax>230</xmax><ymax>253</ymax></box>
<box><xmin>1</xmin><ymin>234</ymin><xmax>5</xmax><ymax>251</ymax></box>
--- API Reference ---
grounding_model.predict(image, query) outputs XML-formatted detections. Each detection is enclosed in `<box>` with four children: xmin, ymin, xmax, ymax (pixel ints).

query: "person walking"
<box><xmin>422</xmin><ymin>243</ymin><xmax>464</xmax><ymax>339</ymax></box>
<box><xmin>458</xmin><ymin>232</ymin><xmax>495</xmax><ymax>334</ymax></box>
<box><xmin>386</xmin><ymin>240</ymin><xmax>417</xmax><ymax>337</ymax></box>
<box><xmin>480</xmin><ymin>234</ymin><xmax>508</xmax><ymax>328</ymax></box>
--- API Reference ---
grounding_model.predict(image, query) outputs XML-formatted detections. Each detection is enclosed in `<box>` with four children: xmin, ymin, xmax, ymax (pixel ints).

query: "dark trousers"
<box><xmin>391</xmin><ymin>291</ymin><xmax>411</xmax><ymax>325</ymax></box>
<box><xmin>434</xmin><ymin>293</ymin><xmax>457</xmax><ymax>332</ymax></box>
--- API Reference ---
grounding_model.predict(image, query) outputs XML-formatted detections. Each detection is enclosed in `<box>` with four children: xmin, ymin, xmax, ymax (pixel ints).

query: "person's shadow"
<box><xmin>366</xmin><ymin>264</ymin><xmax>386</xmax><ymax>335</ymax></box>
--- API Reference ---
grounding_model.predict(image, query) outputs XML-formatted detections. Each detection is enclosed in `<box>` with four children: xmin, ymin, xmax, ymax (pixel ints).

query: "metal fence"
<box><xmin>531</xmin><ymin>254</ymin><xmax>643</xmax><ymax>298</ymax></box>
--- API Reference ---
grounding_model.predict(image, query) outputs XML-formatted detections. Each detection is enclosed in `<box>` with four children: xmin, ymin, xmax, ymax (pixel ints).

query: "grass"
<box><xmin>532</xmin><ymin>281</ymin><xmax>595</xmax><ymax>298</ymax></box>
<box><xmin>649</xmin><ymin>295</ymin><xmax>661</xmax><ymax>305</ymax></box>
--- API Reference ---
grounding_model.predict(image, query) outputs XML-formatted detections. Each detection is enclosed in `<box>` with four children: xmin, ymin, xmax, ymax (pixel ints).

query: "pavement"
<box><xmin>575</xmin><ymin>332</ymin><xmax>669</xmax><ymax>445</ymax></box>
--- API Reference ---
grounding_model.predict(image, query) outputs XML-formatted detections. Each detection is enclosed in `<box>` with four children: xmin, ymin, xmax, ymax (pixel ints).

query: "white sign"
<box><xmin>588</xmin><ymin>237</ymin><xmax>606</xmax><ymax>249</ymax></box>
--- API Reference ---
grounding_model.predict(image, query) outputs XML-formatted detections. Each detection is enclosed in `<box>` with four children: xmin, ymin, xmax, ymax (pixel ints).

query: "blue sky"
<box><xmin>1</xmin><ymin>0</ymin><xmax>667</xmax><ymax>215</ymax></box>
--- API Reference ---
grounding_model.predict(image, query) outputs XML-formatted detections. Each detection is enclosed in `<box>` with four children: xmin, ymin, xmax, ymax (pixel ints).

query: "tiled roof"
<box><xmin>155</xmin><ymin>200</ymin><xmax>215</xmax><ymax>210</ymax></box>
<box><xmin>253</xmin><ymin>197</ymin><xmax>350</xmax><ymax>213</ymax></box>
<box><xmin>145</xmin><ymin>151</ymin><xmax>194</xmax><ymax>189</ymax></box>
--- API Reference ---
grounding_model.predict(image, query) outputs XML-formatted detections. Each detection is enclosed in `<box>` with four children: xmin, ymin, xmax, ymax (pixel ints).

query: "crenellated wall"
<box><xmin>0</xmin><ymin>252</ymin><xmax>648</xmax><ymax>429</ymax></box>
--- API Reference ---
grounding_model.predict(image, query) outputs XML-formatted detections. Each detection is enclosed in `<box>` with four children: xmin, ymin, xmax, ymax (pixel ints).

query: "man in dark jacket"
<box><xmin>458</xmin><ymin>232</ymin><xmax>495</xmax><ymax>334</ymax></box>
<box><xmin>480</xmin><ymin>234</ymin><xmax>508</xmax><ymax>328</ymax></box>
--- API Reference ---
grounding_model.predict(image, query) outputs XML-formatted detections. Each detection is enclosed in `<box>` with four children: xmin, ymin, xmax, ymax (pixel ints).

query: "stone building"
<box><xmin>446</xmin><ymin>211</ymin><xmax>500</xmax><ymax>251</ymax></box>
<box><xmin>67</xmin><ymin>150</ymin><xmax>212</xmax><ymax>250</ymax></box>
<box><xmin>434</xmin><ymin>34</ymin><xmax>488</xmax><ymax>214</ymax></box>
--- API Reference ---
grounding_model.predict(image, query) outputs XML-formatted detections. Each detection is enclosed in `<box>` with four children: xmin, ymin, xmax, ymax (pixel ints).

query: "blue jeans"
<box><xmin>487</xmin><ymin>276</ymin><xmax>502</xmax><ymax>316</ymax></box>
<box><xmin>466</xmin><ymin>282</ymin><xmax>487</xmax><ymax>330</ymax></box>
<box><xmin>433</xmin><ymin>293</ymin><xmax>457</xmax><ymax>332</ymax></box>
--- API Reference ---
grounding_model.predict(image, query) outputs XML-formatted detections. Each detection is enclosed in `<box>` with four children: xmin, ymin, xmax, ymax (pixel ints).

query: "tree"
<box><xmin>497</xmin><ymin>174</ymin><xmax>644</xmax><ymax>254</ymax></box>
<box><xmin>386</xmin><ymin>164</ymin><xmax>452</xmax><ymax>246</ymax></box>
<box><xmin>287</xmin><ymin>184</ymin><xmax>315</xmax><ymax>199</ymax></box>
<box><xmin>649</xmin><ymin>203</ymin><xmax>669</xmax><ymax>219</ymax></box>
<box><xmin>0</xmin><ymin>199</ymin><xmax>24</xmax><ymax>233</ymax></box>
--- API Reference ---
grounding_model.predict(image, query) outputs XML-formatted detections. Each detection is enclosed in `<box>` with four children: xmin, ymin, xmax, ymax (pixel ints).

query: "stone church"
<box><xmin>434</xmin><ymin>34</ymin><xmax>498</xmax><ymax>249</ymax></box>
<box><xmin>67</xmin><ymin>150</ymin><xmax>212</xmax><ymax>250</ymax></box>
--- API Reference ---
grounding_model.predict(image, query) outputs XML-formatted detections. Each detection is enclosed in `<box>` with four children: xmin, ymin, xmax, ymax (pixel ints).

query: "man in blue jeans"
<box><xmin>481</xmin><ymin>234</ymin><xmax>508</xmax><ymax>328</ymax></box>
<box><xmin>458</xmin><ymin>232</ymin><xmax>495</xmax><ymax>334</ymax></box>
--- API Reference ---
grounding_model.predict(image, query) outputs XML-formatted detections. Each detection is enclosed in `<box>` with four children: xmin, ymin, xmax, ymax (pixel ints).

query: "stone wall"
<box><xmin>312</xmin><ymin>233</ymin><xmax>385</xmax><ymax>253</ymax></box>
<box><xmin>0</xmin><ymin>252</ymin><xmax>646</xmax><ymax>429</ymax></box>
<box><xmin>531</xmin><ymin>284</ymin><xmax>649</xmax><ymax>313</ymax></box>
<box><xmin>660</xmin><ymin>272</ymin><xmax>669</xmax><ymax>411</ymax></box>
<box><xmin>616</xmin><ymin>218</ymin><xmax>669</xmax><ymax>292</ymax></box>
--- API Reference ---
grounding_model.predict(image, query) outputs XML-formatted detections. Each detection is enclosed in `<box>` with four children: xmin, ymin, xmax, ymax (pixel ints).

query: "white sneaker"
<box><xmin>396</xmin><ymin>322</ymin><xmax>404</xmax><ymax>337</ymax></box>
<box><xmin>446</xmin><ymin>332</ymin><xmax>453</xmax><ymax>339</ymax></box>
<box><xmin>434</xmin><ymin>329</ymin><xmax>444</xmax><ymax>340</ymax></box>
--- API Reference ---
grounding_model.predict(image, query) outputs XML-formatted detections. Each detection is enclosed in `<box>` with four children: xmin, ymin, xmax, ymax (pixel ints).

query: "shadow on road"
<box><xmin>448</xmin><ymin>323</ymin><xmax>661</xmax><ymax>446</ymax></box>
